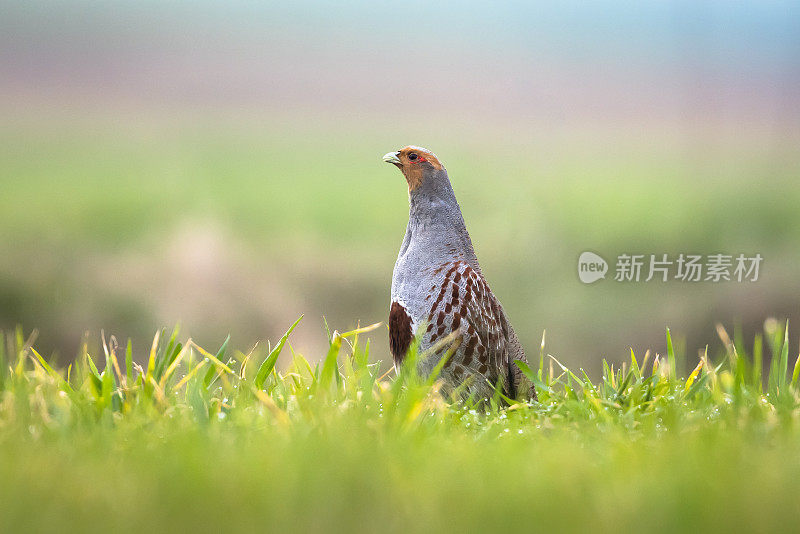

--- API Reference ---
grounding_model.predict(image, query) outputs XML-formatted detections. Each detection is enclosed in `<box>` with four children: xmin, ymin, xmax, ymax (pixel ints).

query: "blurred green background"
<box><xmin>1</xmin><ymin>1</ymin><xmax>799</xmax><ymax>372</ymax></box>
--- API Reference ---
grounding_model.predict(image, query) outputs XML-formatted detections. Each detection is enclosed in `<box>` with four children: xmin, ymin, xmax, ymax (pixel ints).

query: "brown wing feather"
<box><xmin>461</xmin><ymin>267</ymin><xmax>509</xmax><ymax>388</ymax></box>
<box><xmin>425</xmin><ymin>260</ymin><xmax>512</xmax><ymax>392</ymax></box>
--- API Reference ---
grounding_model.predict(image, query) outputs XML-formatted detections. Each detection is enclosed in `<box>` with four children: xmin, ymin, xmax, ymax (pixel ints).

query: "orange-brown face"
<box><xmin>382</xmin><ymin>146</ymin><xmax>443</xmax><ymax>191</ymax></box>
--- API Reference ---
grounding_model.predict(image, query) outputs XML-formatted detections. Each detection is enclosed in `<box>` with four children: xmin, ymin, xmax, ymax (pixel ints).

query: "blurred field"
<box><xmin>2</xmin><ymin>113</ymin><xmax>800</xmax><ymax>373</ymax></box>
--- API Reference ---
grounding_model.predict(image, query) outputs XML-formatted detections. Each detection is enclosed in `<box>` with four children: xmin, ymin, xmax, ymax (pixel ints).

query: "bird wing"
<box><xmin>462</xmin><ymin>269</ymin><xmax>509</xmax><ymax>376</ymax></box>
<box><xmin>425</xmin><ymin>260</ymin><xmax>510</xmax><ymax>390</ymax></box>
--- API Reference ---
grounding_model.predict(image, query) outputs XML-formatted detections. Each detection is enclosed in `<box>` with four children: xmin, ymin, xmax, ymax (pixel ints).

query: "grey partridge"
<box><xmin>383</xmin><ymin>146</ymin><xmax>534</xmax><ymax>401</ymax></box>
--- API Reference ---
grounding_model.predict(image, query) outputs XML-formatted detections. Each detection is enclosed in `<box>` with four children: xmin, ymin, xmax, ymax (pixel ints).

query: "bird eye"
<box><xmin>408</xmin><ymin>153</ymin><xmax>418</xmax><ymax>161</ymax></box>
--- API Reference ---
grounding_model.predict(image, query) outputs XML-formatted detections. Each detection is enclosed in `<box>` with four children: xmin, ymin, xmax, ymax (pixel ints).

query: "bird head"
<box><xmin>382</xmin><ymin>146</ymin><xmax>444</xmax><ymax>191</ymax></box>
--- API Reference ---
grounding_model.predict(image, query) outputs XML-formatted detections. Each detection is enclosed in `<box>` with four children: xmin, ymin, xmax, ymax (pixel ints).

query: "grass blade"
<box><xmin>255</xmin><ymin>316</ymin><xmax>303</xmax><ymax>389</ymax></box>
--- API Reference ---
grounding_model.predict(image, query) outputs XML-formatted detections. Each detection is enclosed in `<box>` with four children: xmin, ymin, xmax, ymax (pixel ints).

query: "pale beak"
<box><xmin>382</xmin><ymin>151</ymin><xmax>401</xmax><ymax>166</ymax></box>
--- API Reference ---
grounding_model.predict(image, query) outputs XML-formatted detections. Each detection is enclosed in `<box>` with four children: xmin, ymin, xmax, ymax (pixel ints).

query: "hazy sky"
<box><xmin>2</xmin><ymin>1</ymin><xmax>798</xmax><ymax>127</ymax></box>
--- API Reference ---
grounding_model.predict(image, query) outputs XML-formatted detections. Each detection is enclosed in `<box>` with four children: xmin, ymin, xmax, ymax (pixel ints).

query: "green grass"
<box><xmin>2</xmin><ymin>318</ymin><xmax>800</xmax><ymax>533</ymax></box>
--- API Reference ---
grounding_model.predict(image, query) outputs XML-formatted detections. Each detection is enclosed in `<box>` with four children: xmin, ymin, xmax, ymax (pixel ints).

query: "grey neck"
<box><xmin>404</xmin><ymin>168</ymin><xmax>483</xmax><ymax>275</ymax></box>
